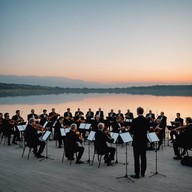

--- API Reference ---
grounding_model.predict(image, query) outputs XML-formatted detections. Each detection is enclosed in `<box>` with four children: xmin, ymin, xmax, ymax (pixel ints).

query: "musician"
<box><xmin>54</xmin><ymin>116</ymin><xmax>65</xmax><ymax>148</ymax></box>
<box><xmin>65</xmin><ymin>123</ymin><xmax>84</xmax><ymax>164</ymax></box>
<box><xmin>2</xmin><ymin>113</ymin><xmax>18</xmax><ymax>145</ymax></box>
<box><xmin>125</xmin><ymin>109</ymin><xmax>134</xmax><ymax>119</ymax></box>
<box><xmin>95</xmin><ymin>108</ymin><xmax>104</xmax><ymax>121</ymax></box>
<box><xmin>129</xmin><ymin>107</ymin><xmax>150</xmax><ymax>178</ymax></box>
<box><xmin>146</xmin><ymin>110</ymin><xmax>155</xmax><ymax>121</ymax></box>
<box><xmin>170</xmin><ymin>113</ymin><xmax>184</xmax><ymax>141</ymax></box>
<box><xmin>49</xmin><ymin>108</ymin><xmax>60</xmax><ymax>122</ymax></box>
<box><xmin>108</xmin><ymin>109</ymin><xmax>116</xmax><ymax>118</ymax></box>
<box><xmin>112</xmin><ymin>116</ymin><xmax>127</xmax><ymax>133</ymax></box>
<box><xmin>12</xmin><ymin>110</ymin><xmax>25</xmax><ymax>125</ymax></box>
<box><xmin>94</xmin><ymin>123</ymin><xmax>115</xmax><ymax>166</ymax></box>
<box><xmin>91</xmin><ymin>115</ymin><xmax>101</xmax><ymax>132</ymax></box>
<box><xmin>107</xmin><ymin>109</ymin><xmax>116</xmax><ymax>127</ymax></box>
<box><xmin>173</xmin><ymin>117</ymin><xmax>192</xmax><ymax>159</ymax></box>
<box><xmin>27</xmin><ymin>109</ymin><xmax>39</xmax><ymax>121</ymax></box>
<box><xmin>64</xmin><ymin>108</ymin><xmax>73</xmax><ymax>126</ymax></box>
<box><xmin>85</xmin><ymin>108</ymin><xmax>94</xmax><ymax>120</ymax></box>
<box><xmin>157</xmin><ymin>112</ymin><xmax>167</xmax><ymax>139</ymax></box>
<box><xmin>150</xmin><ymin>119</ymin><xmax>164</xmax><ymax>150</ymax></box>
<box><xmin>0</xmin><ymin>113</ymin><xmax>3</xmax><ymax>134</ymax></box>
<box><xmin>24</xmin><ymin>118</ymin><xmax>45</xmax><ymax>158</ymax></box>
<box><xmin>39</xmin><ymin>109</ymin><xmax>48</xmax><ymax>126</ymax></box>
<box><xmin>74</xmin><ymin>108</ymin><xmax>84</xmax><ymax>119</ymax></box>
<box><xmin>116</xmin><ymin>109</ymin><xmax>124</xmax><ymax>119</ymax></box>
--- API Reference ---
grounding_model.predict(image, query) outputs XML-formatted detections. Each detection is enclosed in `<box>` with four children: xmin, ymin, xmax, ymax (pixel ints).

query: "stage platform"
<box><xmin>0</xmin><ymin>140</ymin><xmax>191</xmax><ymax>192</ymax></box>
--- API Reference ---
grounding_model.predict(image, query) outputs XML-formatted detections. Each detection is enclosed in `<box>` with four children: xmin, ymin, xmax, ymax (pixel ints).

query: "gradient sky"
<box><xmin>0</xmin><ymin>0</ymin><xmax>192</xmax><ymax>85</ymax></box>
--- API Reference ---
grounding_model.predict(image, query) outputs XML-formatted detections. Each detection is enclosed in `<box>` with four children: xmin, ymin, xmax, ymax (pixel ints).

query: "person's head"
<box><xmin>52</xmin><ymin>108</ymin><xmax>55</xmax><ymax>112</ymax></box>
<box><xmin>4</xmin><ymin>113</ymin><xmax>9</xmax><ymax>119</ymax></box>
<box><xmin>95</xmin><ymin>115</ymin><xmax>100</xmax><ymax>121</ymax></box>
<box><xmin>149</xmin><ymin>110</ymin><xmax>152</xmax><ymax>113</ymax></box>
<box><xmin>88</xmin><ymin>108</ymin><xmax>91</xmax><ymax>111</ymax></box>
<box><xmin>70</xmin><ymin>123</ymin><xmax>77</xmax><ymax>131</ymax></box>
<box><xmin>58</xmin><ymin>116</ymin><xmax>64</xmax><ymax>123</ymax></box>
<box><xmin>176</xmin><ymin>113</ymin><xmax>180</xmax><ymax>118</ymax></box>
<box><xmin>160</xmin><ymin>112</ymin><xmax>164</xmax><ymax>116</ymax></box>
<box><xmin>185</xmin><ymin>117</ymin><xmax>192</xmax><ymax>125</ymax></box>
<box><xmin>116</xmin><ymin>116</ymin><xmax>122</xmax><ymax>122</ymax></box>
<box><xmin>16</xmin><ymin>110</ymin><xmax>20</xmax><ymax>115</ymax></box>
<box><xmin>97</xmin><ymin>122</ymin><xmax>104</xmax><ymax>130</ymax></box>
<box><xmin>110</xmin><ymin>109</ymin><xmax>114</xmax><ymax>113</ymax></box>
<box><xmin>137</xmin><ymin>107</ymin><xmax>144</xmax><ymax>115</ymax></box>
<box><xmin>67</xmin><ymin>108</ymin><xmax>70</xmax><ymax>112</ymax></box>
<box><xmin>156</xmin><ymin>118</ymin><xmax>161</xmax><ymax>125</ymax></box>
<box><xmin>127</xmin><ymin>109</ymin><xmax>130</xmax><ymax>113</ymax></box>
<box><xmin>28</xmin><ymin>118</ymin><xmax>35</xmax><ymax>125</ymax></box>
<box><xmin>43</xmin><ymin>109</ymin><xmax>47</xmax><ymax>114</ymax></box>
<box><xmin>0</xmin><ymin>113</ymin><xmax>3</xmax><ymax>118</ymax></box>
<box><xmin>98</xmin><ymin>108</ymin><xmax>101</xmax><ymax>111</ymax></box>
<box><xmin>31</xmin><ymin>109</ymin><xmax>35</xmax><ymax>114</ymax></box>
<box><xmin>118</xmin><ymin>109</ymin><xmax>121</xmax><ymax>114</ymax></box>
<box><xmin>77</xmin><ymin>108</ymin><xmax>80</xmax><ymax>111</ymax></box>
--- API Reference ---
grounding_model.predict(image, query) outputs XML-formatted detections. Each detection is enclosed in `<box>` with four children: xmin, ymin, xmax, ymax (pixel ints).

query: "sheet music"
<box><xmin>147</xmin><ymin>132</ymin><xmax>159</xmax><ymax>142</ymax></box>
<box><xmin>17</xmin><ymin>125</ymin><xmax>26</xmax><ymax>132</ymax></box>
<box><xmin>79</xmin><ymin>123</ymin><xmax>86</xmax><ymax>129</ymax></box>
<box><xmin>125</xmin><ymin>119</ymin><xmax>132</xmax><ymax>122</ymax></box>
<box><xmin>64</xmin><ymin>128</ymin><xmax>70</xmax><ymax>134</ymax></box>
<box><xmin>85</xmin><ymin>123</ymin><xmax>91</xmax><ymax>130</ymax></box>
<box><xmin>60</xmin><ymin>128</ymin><xmax>66</xmax><ymax>136</ymax></box>
<box><xmin>120</xmin><ymin>132</ymin><xmax>133</xmax><ymax>143</ymax></box>
<box><xmin>87</xmin><ymin>131</ymin><xmax>96</xmax><ymax>141</ymax></box>
<box><xmin>43</xmin><ymin>121</ymin><xmax>48</xmax><ymax>128</ymax></box>
<box><xmin>110</xmin><ymin>132</ymin><xmax>119</xmax><ymax>143</ymax></box>
<box><xmin>41</xmin><ymin>130</ymin><xmax>51</xmax><ymax>141</ymax></box>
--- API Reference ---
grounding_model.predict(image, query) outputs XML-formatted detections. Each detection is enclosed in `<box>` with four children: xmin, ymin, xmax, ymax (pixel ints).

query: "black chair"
<box><xmin>22</xmin><ymin>141</ymin><xmax>32</xmax><ymax>160</ymax></box>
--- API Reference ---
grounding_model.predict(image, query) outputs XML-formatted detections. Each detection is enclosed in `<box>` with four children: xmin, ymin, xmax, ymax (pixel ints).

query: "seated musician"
<box><xmin>173</xmin><ymin>117</ymin><xmax>192</xmax><ymax>159</ymax></box>
<box><xmin>94</xmin><ymin>123</ymin><xmax>116</xmax><ymax>166</ymax></box>
<box><xmin>64</xmin><ymin>108</ymin><xmax>74</xmax><ymax>126</ymax></box>
<box><xmin>170</xmin><ymin>113</ymin><xmax>184</xmax><ymax>142</ymax></box>
<box><xmin>74</xmin><ymin>108</ymin><xmax>84</xmax><ymax>119</ymax></box>
<box><xmin>150</xmin><ymin>118</ymin><xmax>164</xmax><ymax>150</ymax></box>
<box><xmin>146</xmin><ymin>110</ymin><xmax>155</xmax><ymax>121</ymax></box>
<box><xmin>112</xmin><ymin>116</ymin><xmax>127</xmax><ymax>133</ymax></box>
<box><xmin>85</xmin><ymin>108</ymin><xmax>94</xmax><ymax>120</ymax></box>
<box><xmin>91</xmin><ymin>115</ymin><xmax>101</xmax><ymax>132</ymax></box>
<box><xmin>95</xmin><ymin>108</ymin><xmax>104</xmax><ymax>121</ymax></box>
<box><xmin>108</xmin><ymin>109</ymin><xmax>116</xmax><ymax>118</ymax></box>
<box><xmin>39</xmin><ymin>109</ymin><xmax>48</xmax><ymax>126</ymax></box>
<box><xmin>125</xmin><ymin>109</ymin><xmax>134</xmax><ymax>120</ymax></box>
<box><xmin>2</xmin><ymin>113</ymin><xmax>18</xmax><ymax>145</ymax></box>
<box><xmin>48</xmin><ymin>108</ymin><xmax>60</xmax><ymax>133</ymax></box>
<box><xmin>116</xmin><ymin>109</ymin><xmax>124</xmax><ymax>119</ymax></box>
<box><xmin>65</xmin><ymin>123</ymin><xmax>84</xmax><ymax>164</ymax></box>
<box><xmin>24</xmin><ymin>118</ymin><xmax>45</xmax><ymax>158</ymax></box>
<box><xmin>54</xmin><ymin>116</ymin><xmax>66</xmax><ymax>148</ymax></box>
<box><xmin>27</xmin><ymin>109</ymin><xmax>39</xmax><ymax>122</ymax></box>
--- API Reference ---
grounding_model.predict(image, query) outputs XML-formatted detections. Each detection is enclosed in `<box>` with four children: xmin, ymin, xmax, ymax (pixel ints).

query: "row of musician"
<box><xmin>0</xmin><ymin>108</ymin><xmax>187</xmax><ymax>150</ymax></box>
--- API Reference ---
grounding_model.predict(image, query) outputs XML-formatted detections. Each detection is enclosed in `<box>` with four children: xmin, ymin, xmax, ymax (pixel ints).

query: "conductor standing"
<box><xmin>130</xmin><ymin>107</ymin><xmax>150</xmax><ymax>178</ymax></box>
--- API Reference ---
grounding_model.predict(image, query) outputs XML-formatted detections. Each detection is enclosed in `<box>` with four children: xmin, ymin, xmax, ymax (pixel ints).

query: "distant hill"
<box><xmin>0</xmin><ymin>82</ymin><xmax>192</xmax><ymax>97</ymax></box>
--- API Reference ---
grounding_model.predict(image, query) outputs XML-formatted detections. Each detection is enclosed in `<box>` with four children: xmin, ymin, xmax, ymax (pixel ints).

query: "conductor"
<box><xmin>130</xmin><ymin>107</ymin><xmax>150</xmax><ymax>178</ymax></box>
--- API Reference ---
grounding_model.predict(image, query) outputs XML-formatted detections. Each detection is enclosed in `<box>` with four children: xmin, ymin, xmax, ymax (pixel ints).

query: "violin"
<box><xmin>33</xmin><ymin>123</ymin><xmax>45</xmax><ymax>132</ymax></box>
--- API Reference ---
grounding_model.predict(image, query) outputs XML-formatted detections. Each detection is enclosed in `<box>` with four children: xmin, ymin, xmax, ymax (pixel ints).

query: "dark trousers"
<box><xmin>104</xmin><ymin>147</ymin><xmax>116</xmax><ymax>162</ymax></box>
<box><xmin>28</xmin><ymin>140</ymin><xmax>45</xmax><ymax>155</ymax></box>
<box><xmin>75</xmin><ymin>146</ymin><xmax>84</xmax><ymax>161</ymax></box>
<box><xmin>133</xmin><ymin>146</ymin><xmax>147</xmax><ymax>176</ymax></box>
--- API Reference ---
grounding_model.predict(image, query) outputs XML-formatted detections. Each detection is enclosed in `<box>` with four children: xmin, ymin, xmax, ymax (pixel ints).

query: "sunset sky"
<box><xmin>0</xmin><ymin>0</ymin><xmax>192</xmax><ymax>85</ymax></box>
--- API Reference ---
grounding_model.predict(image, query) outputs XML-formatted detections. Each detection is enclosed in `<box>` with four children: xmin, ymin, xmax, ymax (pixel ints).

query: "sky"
<box><xmin>0</xmin><ymin>0</ymin><xmax>192</xmax><ymax>86</ymax></box>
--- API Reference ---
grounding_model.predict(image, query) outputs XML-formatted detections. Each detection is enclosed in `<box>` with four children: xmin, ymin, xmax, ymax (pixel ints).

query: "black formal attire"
<box><xmin>85</xmin><ymin>111</ymin><xmax>94</xmax><ymax>120</ymax></box>
<box><xmin>64</xmin><ymin>112</ymin><xmax>73</xmax><ymax>126</ymax></box>
<box><xmin>74</xmin><ymin>111</ymin><xmax>84</xmax><ymax>118</ymax></box>
<box><xmin>108</xmin><ymin>112</ymin><xmax>116</xmax><ymax>117</ymax></box>
<box><xmin>170</xmin><ymin>117</ymin><xmax>184</xmax><ymax>141</ymax></box>
<box><xmin>91</xmin><ymin>119</ymin><xmax>101</xmax><ymax>132</ymax></box>
<box><xmin>175</xmin><ymin>118</ymin><xmax>184</xmax><ymax>126</ymax></box>
<box><xmin>24</xmin><ymin>124</ymin><xmax>45</xmax><ymax>156</ymax></box>
<box><xmin>157</xmin><ymin>115</ymin><xmax>167</xmax><ymax>139</ymax></box>
<box><xmin>2</xmin><ymin>119</ymin><xmax>17</xmax><ymax>145</ymax></box>
<box><xmin>130</xmin><ymin>115</ymin><xmax>150</xmax><ymax>177</ymax></box>
<box><xmin>95</xmin><ymin>111</ymin><xmax>104</xmax><ymax>120</ymax></box>
<box><xmin>39</xmin><ymin>114</ymin><xmax>48</xmax><ymax>126</ymax></box>
<box><xmin>125</xmin><ymin>112</ymin><xmax>134</xmax><ymax>119</ymax></box>
<box><xmin>146</xmin><ymin>113</ymin><xmax>155</xmax><ymax>120</ymax></box>
<box><xmin>27</xmin><ymin>113</ymin><xmax>39</xmax><ymax>121</ymax></box>
<box><xmin>54</xmin><ymin>121</ymin><xmax>65</xmax><ymax>148</ymax></box>
<box><xmin>94</xmin><ymin>129</ymin><xmax>115</xmax><ymax>164</ymax></box>
<box><xmin>173</xmin><ymin>124</ymin><xmax>192</xmax><ymax>157</ymax></box>
<box><xmin>65</xmin><ymin>130</ymin><xmax>84</xmax><ymax>161</ymax></box>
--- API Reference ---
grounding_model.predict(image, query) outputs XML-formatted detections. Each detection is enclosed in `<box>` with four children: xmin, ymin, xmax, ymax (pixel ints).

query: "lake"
<box><xmin>0</xmin><ymin>93</ymin><xmax>191</xmax><ymax>124</ymax></box>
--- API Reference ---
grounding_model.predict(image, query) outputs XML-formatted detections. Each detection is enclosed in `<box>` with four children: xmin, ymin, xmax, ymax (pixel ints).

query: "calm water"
<box><xmin>0</xmin><ymin>93</ymin><xmax>191</xmax><ymax>124</ymax></box>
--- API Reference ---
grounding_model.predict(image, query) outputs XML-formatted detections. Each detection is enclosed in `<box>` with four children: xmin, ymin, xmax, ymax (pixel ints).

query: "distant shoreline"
<box><xmin>0</xmin><ymin>83</ymin><xmax>192</xmax><ymax>97</ymax></box>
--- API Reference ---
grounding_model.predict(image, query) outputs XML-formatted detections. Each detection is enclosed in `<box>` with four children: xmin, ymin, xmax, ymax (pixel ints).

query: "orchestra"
<box><xmin>0</xmin><ymin>107</ymin><xmax>192</xmax><ymax>175</ymax></box>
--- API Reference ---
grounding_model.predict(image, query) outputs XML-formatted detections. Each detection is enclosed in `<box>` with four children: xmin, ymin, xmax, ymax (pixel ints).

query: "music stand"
<box><xmin>116</xmin><ymin>132</ymin><xmax>134</xmax><ymax>182</ymax></box>
<box><xmin>17</xmin><ymin>125</ymin><xmax>27</xmax><ymax>148</ymax></box>
<box><xmin>110</xmin><ymin>132</ymin><xmax>125</xmax><ymax>167</ymax></box>
<box><xmin>61</xmin><ymin>127</ymin><xmax>70</xmax><ymax>162</ymax></box>
<box><xmin>40</xmin><ymin>130</ymin><xmax>54</xmax><ymax>161</ymax></box>
<box><xmin>148</xmin><ymin>132</ymin><xmax>166</xmax><ymax>178</ymax></box>
<box><xmin>87</xmin><ymin>131</ymin><xmax>96</xmax><ymax>165</ymax></box>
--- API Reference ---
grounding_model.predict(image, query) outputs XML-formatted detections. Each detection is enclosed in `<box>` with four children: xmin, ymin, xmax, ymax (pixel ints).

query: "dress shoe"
<box><xmin>76</xmin><ymin>160</ymin><xmax>84</xmax><ymax>164</ymax></box>
<box><xmin>36</xmin><ymin>154</ymin><xmax>45</xmax><ymax>158</ymax></box>
<box><xmin>130</xmin><ymin>174</ymin><xmax>140</xmax><ymax>179</ymax></box>
<box><xmin>173</xmin><ymin>156</ymin><xmax>182</xmax><ymax>160</ymax></box>
<box><xmin>141</xmin><ymin>173</ymin><xmax>145</xmax><ymax>177</ymax></box>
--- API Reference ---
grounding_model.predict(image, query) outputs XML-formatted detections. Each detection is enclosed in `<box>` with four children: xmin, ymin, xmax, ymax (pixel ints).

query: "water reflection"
<box><xmin>0</xmin><ymin>93</ymin><xmax>191</xmax><ymax>125</ymax></box>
